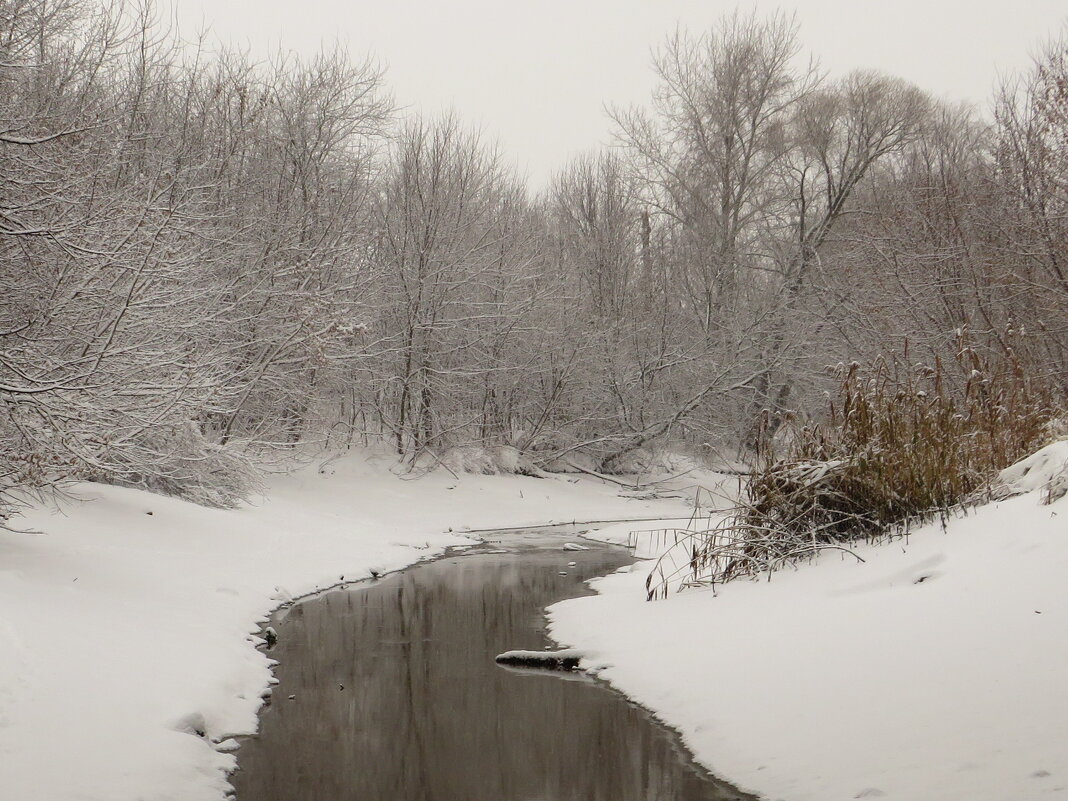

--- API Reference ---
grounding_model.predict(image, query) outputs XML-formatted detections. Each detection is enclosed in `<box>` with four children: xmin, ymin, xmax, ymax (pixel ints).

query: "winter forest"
<box><xmin>3</xmin><ymin>0</ymin><xmax>1067</xmax><ymax>515</ymax></box>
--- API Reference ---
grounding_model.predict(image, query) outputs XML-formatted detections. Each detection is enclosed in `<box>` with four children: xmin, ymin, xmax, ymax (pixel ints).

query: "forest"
<box><xmin>3</xmin><ymin>0</ymin><xmax>1066</xmax><ymax>515</ymax></box>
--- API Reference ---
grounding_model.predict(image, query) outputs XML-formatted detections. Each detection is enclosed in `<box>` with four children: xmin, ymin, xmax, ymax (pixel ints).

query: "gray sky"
<box><xmin>169</xmin><ymin>0</ymin><xmax>1066</xmax><ymax>186</ymax></box>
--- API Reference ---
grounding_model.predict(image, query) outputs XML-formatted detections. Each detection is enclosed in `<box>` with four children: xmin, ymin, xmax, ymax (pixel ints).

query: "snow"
<box><xmin>7</xmin><ymin>442</ymin><xmax>1067</xmax><ymax>801</ymax></box>
<box><xmin>548</xmin><ymin>474</ymin><xmax>1068</xmax><ymax>800</ymax></box>
<box><xmin>996</xmin><ymin>439</ymin><xmax>1068</xmax><ymax>502</ymax></box>
<box><xmin>562</xmin><ymin>541</ymin><xmax>590</xmax><ymax>551</ymax></box>
<box><xmin>0</xmin><ymin>451</ymin><xmax>691</xmax><ymax>801</ymax></box>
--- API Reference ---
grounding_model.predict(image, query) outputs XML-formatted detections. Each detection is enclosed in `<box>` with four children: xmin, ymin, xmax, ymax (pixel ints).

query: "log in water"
<box><xmin>232</xmin><ymin>528</ymin><xmax>751</xmax><ymax>801</ymax></box>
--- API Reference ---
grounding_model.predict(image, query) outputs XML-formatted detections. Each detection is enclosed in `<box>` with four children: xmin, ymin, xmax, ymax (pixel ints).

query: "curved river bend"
<box><xmin>233</xmin><ymin>528</ymin><xmax>751</xmax><ymax>801</ymax></box>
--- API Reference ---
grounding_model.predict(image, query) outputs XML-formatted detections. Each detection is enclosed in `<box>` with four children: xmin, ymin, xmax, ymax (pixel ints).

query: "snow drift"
<box><xmin>548</xmin><ymin>442</ymin><xmax>1068</xmax><ymax>801</ymax></box>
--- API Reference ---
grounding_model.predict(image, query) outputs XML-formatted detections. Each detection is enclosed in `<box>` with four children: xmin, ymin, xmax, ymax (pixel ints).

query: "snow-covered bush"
<box><xmin>434</xmin><ymin>445</ymin><xmax>543</xmax><ymax>477</ymax></box>
<box><xmin>1</xmin><ymin>414</ymin><xmax>259</xmax><ymax>517</ymax></box>
<box><xmin>0</xmin><ymin>414</ymin><xmax>67</xmax><ymax>520</ymax></box>
<box><xmin>600</xmin><ymin>446</ymin><xmax>704</xmax><ymax>476</ymax></box>
<box><xmin>106</xmin><ymin>423</ymin><xmax>261</xmax><ymax>508</ymax></box>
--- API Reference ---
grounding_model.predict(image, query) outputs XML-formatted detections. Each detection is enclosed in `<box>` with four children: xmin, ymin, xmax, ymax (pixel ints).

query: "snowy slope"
<box><xmin>0</xmin><ymin>452</ymin><xmax>691</xmax><ymax>801</ymax></box>
<box><xmin>548</xmin><ymin>481</ymin><xmax>1068</xmax><ymax>800</ymax></box>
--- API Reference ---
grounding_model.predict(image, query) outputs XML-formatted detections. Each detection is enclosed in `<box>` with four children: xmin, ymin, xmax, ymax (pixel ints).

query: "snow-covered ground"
<box><xmin>548</xmin><ymin>451</ymin><xmax>1068</xmax><ymax>801</ymax></box>
<box><xmin>7</xmin><ymin>443</ymin><xmax>1066</xmax><ymax>801</ymax></box>
<box><xmin>0</xmin><ymin>452</ymin><xmax>692</xmax><ymax>801</ymax></box>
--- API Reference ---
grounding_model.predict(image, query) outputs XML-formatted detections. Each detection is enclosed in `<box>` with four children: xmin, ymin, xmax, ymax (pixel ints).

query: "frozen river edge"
<box><xmin>0</xmin><ymin>453</ymin><xmax>694</xmax><ymax>801</ymax></box>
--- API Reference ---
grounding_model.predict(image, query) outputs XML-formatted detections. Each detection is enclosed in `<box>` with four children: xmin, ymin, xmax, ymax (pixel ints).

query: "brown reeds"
<box><xmin>645</xmin><ymin>331</ymin><xmax>1058</xmax><ymax>599</ymax></box>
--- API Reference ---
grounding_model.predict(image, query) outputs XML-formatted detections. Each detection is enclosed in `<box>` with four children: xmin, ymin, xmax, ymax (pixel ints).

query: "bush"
<box><xmin>645</xmin><ymin>332</ymin><xmax>1059</xmax><ymax>598</ymax></box>
<box><xmin>748</xmin><ymin>339</ymin><xmax>1052</xmax><ymax>538</ymax></box>
<box><xmin>426</xmin><ymin>444</ymin><xmax>544</xmax><ymax>477</ymax></box>
<box><xmin>0</xmin><ymin>409</ymin><xmax>260</xmax><ymax>516</ymax></box>
<box><xmin>108</xmin><ymin>422</ymin><xmax>261</xmax><ymax>508</ymax></box>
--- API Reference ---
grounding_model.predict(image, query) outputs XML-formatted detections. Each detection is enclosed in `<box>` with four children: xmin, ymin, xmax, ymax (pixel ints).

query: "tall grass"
<box><xmin>645</xmin><ymin>332</ymin><xmax>1058</xmax><ymax>599</ymax></box>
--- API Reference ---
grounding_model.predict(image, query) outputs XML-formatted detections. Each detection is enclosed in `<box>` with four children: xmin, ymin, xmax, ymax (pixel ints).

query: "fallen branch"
<box><xmin>559</xmin><ymin>457</ymin><xmax>645</xmax><ymax>488</ymax></box>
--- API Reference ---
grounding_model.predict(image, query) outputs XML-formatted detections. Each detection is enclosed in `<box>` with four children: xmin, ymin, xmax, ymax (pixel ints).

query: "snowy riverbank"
<box><xmin>548</xmin><ymin>467</ymin><xmax>1068</xmax><ymax>800</ymax></box>
<box><xmin>7</xmin><ymin>445</ymin><xmax>1066</xmax><ymax>801</ymax></box>
<box><xmin>0</xmin><ymin>452</ymin><xmax>692</xmax><ymax>801</ymax></box>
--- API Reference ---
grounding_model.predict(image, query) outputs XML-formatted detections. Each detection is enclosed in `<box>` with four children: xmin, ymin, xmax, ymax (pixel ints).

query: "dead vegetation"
<box><xmin>644</xmin><ymin>333</ymin><xmax>1059</xmax><ymax>599</ymax></box>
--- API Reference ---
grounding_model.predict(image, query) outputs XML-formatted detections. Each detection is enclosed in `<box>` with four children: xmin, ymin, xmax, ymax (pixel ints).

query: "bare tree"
<box><xmin>368</xmin><ymin>115</ymin><xmax>553</xmax><ymax>460</ymax></box>
<box><xmin>613</xmin><ymin>10</ymin><xmax>814</xmax><ymax>332</ymax></box>
<box><xmin>741</xmin><ymin>70</ymin><xmax>932</xmax><ymax>444</ymax></box>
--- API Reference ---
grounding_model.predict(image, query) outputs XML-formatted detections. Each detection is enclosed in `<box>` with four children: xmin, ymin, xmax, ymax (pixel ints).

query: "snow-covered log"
<box><xmin>495</xmin><ymin>648</ymin><xmax>584</xmax><ymax>670</ymax></box>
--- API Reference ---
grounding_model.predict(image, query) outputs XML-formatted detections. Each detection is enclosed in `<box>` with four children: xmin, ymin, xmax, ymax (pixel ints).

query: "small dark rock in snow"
<box><xmin>495</xmin><ymin>648</ymin><xmax>584</xmax><ymax>671</ymax></box>
<box><xmin>369</xmin><ymin>568</ymin><xmax>381</xmax><ymax>579</ymax></box>
<box><xmin>263</xmin><ymin>627</ymin><xmax>278</xmax><ymax>648</ymax></box>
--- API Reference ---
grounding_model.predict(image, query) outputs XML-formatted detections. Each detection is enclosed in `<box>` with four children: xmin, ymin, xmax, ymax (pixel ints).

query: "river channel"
<box><xmin>232</xmin><ymin>527</ymin><xmax>751</xmax><ymax>800</ymax></box>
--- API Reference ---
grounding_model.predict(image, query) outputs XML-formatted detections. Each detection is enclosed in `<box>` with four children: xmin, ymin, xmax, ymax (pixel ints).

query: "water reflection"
<box><xmin>233</xmin><ymin>535</ymin><xmax>750</xmax><ymax>801</ymax></box>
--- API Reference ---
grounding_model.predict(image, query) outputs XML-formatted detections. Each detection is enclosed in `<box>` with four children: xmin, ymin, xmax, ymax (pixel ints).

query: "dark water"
<box><xmin>232</xmin><ymin>529</ymin><xmax>751</xmax><ymax>801</ymax></box>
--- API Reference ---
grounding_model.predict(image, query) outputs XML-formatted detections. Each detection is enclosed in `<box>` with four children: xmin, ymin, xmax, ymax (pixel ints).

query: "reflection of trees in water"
<box><xmin>234</xmin><ymin>549</ymin><xmax>747</xmax><ymax>801</ymax></box>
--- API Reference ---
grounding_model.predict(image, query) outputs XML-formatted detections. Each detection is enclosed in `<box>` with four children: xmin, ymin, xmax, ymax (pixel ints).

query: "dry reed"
<box><xmin>645</xmin><ymin>331</ymin><xmax>1058</xmax><ymax>599</ymax></box>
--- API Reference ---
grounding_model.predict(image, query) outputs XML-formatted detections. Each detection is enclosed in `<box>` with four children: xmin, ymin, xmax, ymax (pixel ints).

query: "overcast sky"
<box><xmin>168</xmin><ymin>0</ymin><xmax>1067</xmax><ymax>186</ymax></box>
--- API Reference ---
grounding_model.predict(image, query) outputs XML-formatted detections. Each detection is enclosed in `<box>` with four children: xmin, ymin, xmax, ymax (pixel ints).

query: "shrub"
<box><xmin>423</xmin><ymin>444</ymin><xmax>544</xmax><ymax>477</ymax></box>
<box><xmin>645</xmin><ymin>331</ymin><xmax>1059</xmax><ymax>598</ymax></box>
<box><xmin>107</xmin><ymin>422</ymin><xmax>261</xmax><ymax>508</ymax></box>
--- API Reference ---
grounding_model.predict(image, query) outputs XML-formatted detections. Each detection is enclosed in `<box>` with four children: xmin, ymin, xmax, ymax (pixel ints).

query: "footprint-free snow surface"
<box><xmin>232</xmin><ymin>529</ymin><xmax>750</xmax><ymax>800</ymax></box>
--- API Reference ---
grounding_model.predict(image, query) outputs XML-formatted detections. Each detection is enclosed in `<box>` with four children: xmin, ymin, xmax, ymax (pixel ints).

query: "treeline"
<box><xmin>2</xmin><ymin>2</ymin><xmax>1065</xmax><ymax>509</ymax></box>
